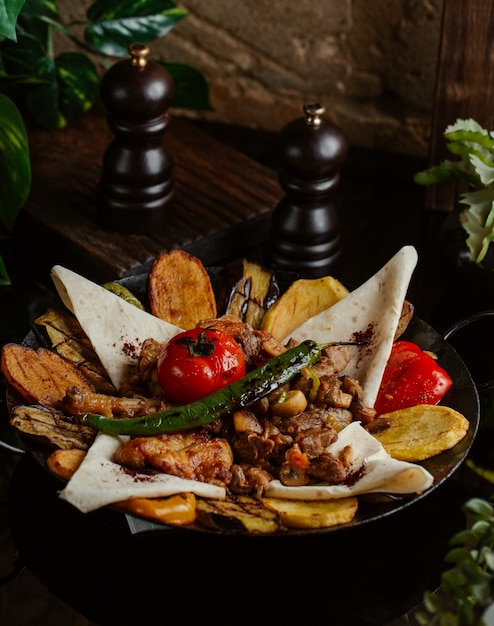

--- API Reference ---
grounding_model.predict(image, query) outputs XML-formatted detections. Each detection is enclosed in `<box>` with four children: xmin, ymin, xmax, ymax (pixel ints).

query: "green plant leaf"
<box><xmin>0</xmin><ymin>32</ymin><xmax>50</xmax><ymax>76</ymax></box>
<box><xmin>163</xmin><ymin>62</ymin><xmax>212</xmax><ymax>110</ymax></box>
<box><xmin>470</xmin><ymin>154</ymin><xmax>494</xmax><ymax>186</ymax></box>
<box><xmin>55</xmin><ymin>52</ymin><xmax>99</xmax><ymax>120</ymax></box>
<box><xmin>414</xmin><ymin>161</ymin><xmax>478</xmax><ymax>187</ymax></box>
<box><xmin>446</xmin><ymin>548</ymin><xmax>476</xmax><ymax>565</ymax></box>
<box><xmin>20</xmin><ymin>0</ymin><xmax>57</xmax><ymax>18</ymax></box>
<box><xmin>85</xmin><ymin>0</ymin><xmax>188</xmax><ymax>57</ymax></box>
<box><xmin>0</xmin><ymin>93</ymin><xmax>30</xmax><ymax>232</ymax></box>
<box><xmin>460</xmin><ymin>190</ymin><xmax>494</xmax><ymax>264</ymax></box>
<box><xmin>0</xmin><ymin>0</ymin><xmax>25</xmax><ymax>41</ymax></box>
<box><xmin>0</xmin><ymin>253</ymin><xmax>11</xmax><ymax>286</ymax></box>
<box><xmin>16</xmin><ymin>0</ymin><xmax>59</xmax><ymax>50</ymax></box>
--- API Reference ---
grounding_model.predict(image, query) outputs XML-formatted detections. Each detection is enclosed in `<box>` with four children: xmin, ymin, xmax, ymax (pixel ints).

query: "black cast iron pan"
<box><xmin>3</xmin><ymin>269</ymin><xmax>482</xmax><ymax>536</ymax></box>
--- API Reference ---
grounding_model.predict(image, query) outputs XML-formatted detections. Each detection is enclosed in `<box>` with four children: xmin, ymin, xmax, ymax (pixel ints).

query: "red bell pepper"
<box><xmin>374</xmin><ymin>341</ymin><xmax>453</xmax><ymax>416</ymax></box>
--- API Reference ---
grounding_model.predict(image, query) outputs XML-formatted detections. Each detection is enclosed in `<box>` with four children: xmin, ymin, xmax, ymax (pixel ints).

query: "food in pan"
<box><xmin>1</xmin><ymin>245</ymin><xmax>470</xmax><ymax>532</ymax></box>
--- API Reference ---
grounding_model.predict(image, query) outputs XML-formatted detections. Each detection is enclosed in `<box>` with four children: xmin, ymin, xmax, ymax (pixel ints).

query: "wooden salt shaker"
<box><xmin>269</xmin><ymin>103</ymin><xmax>348</xmax><ymax>276</ymax></box>
<box><xmin>98</xmin><ymin>43</ymin><xmax>174</xmax><ymax>234</ymax></box>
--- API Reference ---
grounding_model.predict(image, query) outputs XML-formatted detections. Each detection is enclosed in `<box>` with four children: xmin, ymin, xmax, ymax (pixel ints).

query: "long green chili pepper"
<box><xmin>83</xmin><ymin>340</ymin><xmax>362</xmax><ymax>436</ymax></box>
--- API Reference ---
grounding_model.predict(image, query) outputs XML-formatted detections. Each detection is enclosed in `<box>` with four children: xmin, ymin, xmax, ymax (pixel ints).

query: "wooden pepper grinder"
<box><xmin>269</xmin><ymin>103</ymin><xmax>348</xmax><ymax>276</ymax></box>
<box><xmin>98</xmin><ymin>43</ymin><xmax>174</xmax><ymax>234</ymax></box>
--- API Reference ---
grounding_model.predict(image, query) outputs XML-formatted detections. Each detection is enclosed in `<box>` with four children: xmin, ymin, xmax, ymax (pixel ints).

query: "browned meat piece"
<box><xmin>138</xmin><ymin>338</ymin><xmax>166</xmax><ymax>380</ymax></box>
<box><xmin>276</xmin><ymin>406</ymin><xmax>328</xmax><ymax>434</ymax></box>
<box><xmin>326</xmin><ymin>407</ymin><xmax>354</xmax><ymax>431</ymax></box>
<box><xmin>295</xmin><ymin>427</ymin><xmax>338</xmax><ymax>459</ymax></box>
<box><xmin>116</xmin><ymin>431</ymin><xmax>233</xmax><ymax>486</ymax></box>
<box><xmin>62</xmin><ymin>385</ymin><xmax>165</xmax><ymax>418</ymax></box>
<box><xmin>365</xmin><ymin>417</ymin><xmax>391</xmax><ymax>434</ymax></box>
<box><xmin>316</xmin><ymin>345</ymin><xmax>351</xmax><ymax>374</ymax></box>
<box><xmin>309</xmin><ymin>451</ymin><xmax>347</xmax><ymax>483</ymax></box>
<box><xmin>315</xmin><ymin>376</ymin><xmax>353</xmax><ymax>408</ymax></box>
<box><xmin>230</xmin><ymin>464</ymin><xmax>273</xmax><ymax>496</ymax></box>
<box><xmin>341</xmin><ymin>375</ymin><xmax>364</xmax><ymax>398</ymax></box>
<box><xmin>338</xmin><ymin>375</ymin><xmax>377</xmax><ymax>424</ymax></box>
<box><xmin>232</xmin><ymin>431</ymin><xmax>276</xmax><ymax>465</ymax></box>
<box><xmin>114</xmin><ymin>431</ymin><xmax>211</xmax><ymax>469</ymax></box>
<box><xmin>350</xmin><ymin>398</ymin><xmax>377</xmax><ymax>424</ymax></box>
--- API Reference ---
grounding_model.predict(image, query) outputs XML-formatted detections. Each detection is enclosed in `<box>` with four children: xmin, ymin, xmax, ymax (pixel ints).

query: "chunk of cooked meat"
<box><xmin>308</xmin><ymin>451</ymin><xmax>347</xmax><ymax>483</ymax></box>
<box><xmin>315</xmin><ymin>345</ymin><xmax>351</xmax><ymax>375</ymax></box>
<box><xmin>115</xmin><ymin>431</ymin><xmax>233</xmax><ymax>487</ymax></box>
<box><xmin>197</xmin><ymin>315</ymin><xmax>286</xmax><ymax>366</ymax></box>
<box><xmin>114</xmin><ymin>431</ymin><xmax>212</xmax><ymax>469</ymax></box>
<box><xmin>229</xmin><ymin>464</ymin><xmax>273</xmax><ymax>496</ymax></box>
<box><xmin>295</xmin><ymin>427</ymin><xmax>338</xmax><ymax>459</ymax></box>
<box><xmin>62</xmin><ymin>385</ymin><xmax>166</xmax><ymax>418</ymax></box>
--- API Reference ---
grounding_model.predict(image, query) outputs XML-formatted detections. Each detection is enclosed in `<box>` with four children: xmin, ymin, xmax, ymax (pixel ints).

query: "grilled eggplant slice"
<box><xmin>11</xmin><ymin>404</ymin><xmax>95</xmax><ymax>450</ymax></box>
<box><xmin>196</xmin><ymin>494</ymin><xmax>280</xmax><ymax>533</ymax></box>
<box><xmin>224</xmin><ymin>259</ymin><xmax>280</xmax><ymax>329</ymax></box>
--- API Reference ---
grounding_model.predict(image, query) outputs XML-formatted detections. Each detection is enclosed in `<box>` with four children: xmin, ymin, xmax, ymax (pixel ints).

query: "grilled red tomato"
<box><xmin>157</xmin><ymin>328</ymin><xmax>246</xmax><ymax>403</ymax></box>
<box><xmin>374</xmin><ymin>340</ymin><xmax>453</xmax><ymax>416</ymax></box>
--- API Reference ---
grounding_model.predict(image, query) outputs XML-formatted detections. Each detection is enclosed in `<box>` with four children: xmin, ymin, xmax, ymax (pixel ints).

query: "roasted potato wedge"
<box><xmin>117</xmin><ymin>493</ymin><xmax>197</xmax><ymax>527</ymax></box>
<box><xmin>371</xmin><ymin>404</ymin><xmax>470</xmax><ymax>462</ymax></box>
<box><xmin>260</xmin><ymin>275</ymin><xmax>349</xmax><ymax>341</ymax></box>
<box><xmin>149</xmin><ymin>250</ymin><xmax>217</xmax><ymax>330</ymax></box>
<box><xmin>261</xmin><ymin>496</ymin><xmax>358</xmax><ymax>529</ymax></box>
<box><xmin>1</xmin><ymin>343</ymin><xmax>94</xmax><ymax>409</ymax></box>
<box><xmin>47</xmin><ymin>448</ymin><xmax>87</xmax><ymax>480</ymax></box>
<box><xmin>196</xmin><ymin>494</ymin><xmax>280</xmax><ymax>533</ymax></box>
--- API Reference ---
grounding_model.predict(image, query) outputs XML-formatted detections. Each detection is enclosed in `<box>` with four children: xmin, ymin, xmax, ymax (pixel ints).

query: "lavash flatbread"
<box><xmin>59</xmin><ymin>433</ymin><xmax>225</xmax><ymax>512</ymax></box>
<box><xmin>53</xmin><ymin>246</ymin><xmax>433</xmax><ymax>513</ymax></box>
<box><xmin>265</xmin><ymin>422</ymin><xmax>433</xmax><ymax>500</ymax></box>
<box><xmin>51</xmin><ymin>265</ymin><xmax>183</xmax><ymax>390</ymax></box>
<box><xmin>286</xmin><ymin>245</ymin><xmax>418</xmax><ymax>407</ymax></box>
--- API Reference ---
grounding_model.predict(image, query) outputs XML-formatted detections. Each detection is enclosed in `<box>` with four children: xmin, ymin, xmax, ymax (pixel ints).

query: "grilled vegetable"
<box><xmin>371</xmin><ymin>404</ymin><xmax>469</xmax><ymax>462</ymax></box>
<box><xmin>148</xmin><ymin>250</ymin><xmax>217</xmax><ymax>329</ymax></box>
<box><xmin>260</xmin><ymin>496</ymin><xmax>359</xmax><ymax>529</ymax></box>
<box><xmin>84</xmin><ymin>340</ymin><xmax>337</xmax><ymax>436</ymax></box>
<box><xmin>1</xmin><ymin>343</ymin><xmax>94</xmax><ymax>409</ymax></box>
<box><xmin>374</xmin><ymin>341</ymin><xmax>453</xmax><ymax>415</ymax></box>
<box><xmin>11</xmin><ymin>405</ymin><xmax>95</xmax><ymax>450</ymax></box>
<box><xmin>260</xmin><ymin>275</ymin><xmax>349</xmax><ymax>341</ymax></box>
<box><xmin>35</xmin><ymin>308</ymin><xmax>115</xmax><ymax>394</ymax></box>
<box><xmin>117</xmin><ymin>493</ymin><xmax>197</xmax><ymax>526</ymax></box>
<box><xmin>224</xmin><ymin>259</ymin><xmax>279</xmax><ymax>329</ymax></box>
<box><xmin>157</xmin><ymin>328</ymin><xmax>246</xmax><ymax>403</ymax></box>
<box><xmin>102</xmin><ymin>282</ymin><xmax>145</xmax><ymax>310</ymax></box>
<box><xmin>196</xmin><ymin>494</ymin><xmax>280</xmax><ymax>532</ymax></box>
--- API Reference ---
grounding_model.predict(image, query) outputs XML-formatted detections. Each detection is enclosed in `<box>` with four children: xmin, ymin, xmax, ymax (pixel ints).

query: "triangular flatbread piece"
<box><xmin>286</xmin><ymin>245</ymin><xmax>418</xmax><ymax>407</ymax></box>
<box><xmin>51</xmin><ymin>266</ymin><xmax>183</xmax><ymax>390</ymax></box>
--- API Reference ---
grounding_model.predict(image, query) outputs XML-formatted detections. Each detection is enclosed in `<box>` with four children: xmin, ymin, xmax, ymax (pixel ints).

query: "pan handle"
<box><xmin>443</xmin><ymin>310</ymin><xmax>494</xmax><ymax>392</ymax></box>
<box><xmin>0</xmin><ymin>439</ymin><xmax>25</xmax><ymax>455</ymax></box>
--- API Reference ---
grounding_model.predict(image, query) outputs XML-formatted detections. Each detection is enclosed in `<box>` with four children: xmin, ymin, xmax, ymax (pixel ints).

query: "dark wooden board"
<box><xmin>17</xmin><ymin>109</ymin><xmax>281</xmax><ymax>283</ymax></box>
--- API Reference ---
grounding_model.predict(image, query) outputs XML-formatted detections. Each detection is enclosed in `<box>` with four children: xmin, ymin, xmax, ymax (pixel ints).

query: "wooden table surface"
<box><xmin>16</xmin><ymin>109</ymin><xmax>281</xmax><ymax>283</ymax></box>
